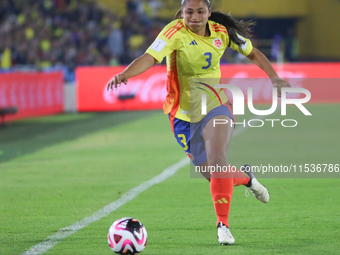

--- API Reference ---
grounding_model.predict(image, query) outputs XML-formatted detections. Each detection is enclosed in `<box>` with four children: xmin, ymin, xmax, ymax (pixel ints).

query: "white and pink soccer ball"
<box><xmin>108</xmin><ymin>217</ymin><xmax>148</xmax><ymax>254</ymax></box>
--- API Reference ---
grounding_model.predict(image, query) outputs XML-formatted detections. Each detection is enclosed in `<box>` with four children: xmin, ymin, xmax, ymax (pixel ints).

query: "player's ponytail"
<box><xmin>209</xmin><ymin>11</ymin><xmax>255</xmax><ymax>47</ymax></box>
<box><xmin>174</xmin><ymin>9</ymin><xmax>182</xmax><ymax>20</ymax></box>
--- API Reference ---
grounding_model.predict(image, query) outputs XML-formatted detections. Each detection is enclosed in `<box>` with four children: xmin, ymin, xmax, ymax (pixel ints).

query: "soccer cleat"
<box><xmin>241</xmin><ymin>165</ymin><xmax>270</xmax><ymax>203</ymax></box>
<box><xmin>217</xmin><ymin>222</ymin><xmax>235</xmax><ymax>245</ymax></box>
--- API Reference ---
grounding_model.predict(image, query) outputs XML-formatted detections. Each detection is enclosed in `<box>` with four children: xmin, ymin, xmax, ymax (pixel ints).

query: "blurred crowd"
<box><xmin>0</xmin><ymin>0</ymin><xmax>297</xmax><ymax>81</ymax></box>
<box><xmin>0</xmin><ymin>0</ymin><xmax>165</xmax><ymax>81</ymax></box>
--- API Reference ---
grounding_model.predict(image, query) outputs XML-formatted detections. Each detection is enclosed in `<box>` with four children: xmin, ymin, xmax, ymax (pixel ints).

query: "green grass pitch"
<box><xmin>0</xmin><ymin>104</ymin><xmax>339</xmax><ymax>255</ymax></box>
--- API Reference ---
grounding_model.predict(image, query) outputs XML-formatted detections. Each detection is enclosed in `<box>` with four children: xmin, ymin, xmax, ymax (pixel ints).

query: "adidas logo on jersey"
<box><xmin>189</xmin><ymin>40</ymin><xmax>198</xmax><ymax>45</ymax></box>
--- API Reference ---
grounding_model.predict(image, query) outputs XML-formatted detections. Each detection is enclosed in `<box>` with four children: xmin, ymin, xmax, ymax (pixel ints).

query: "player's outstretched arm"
<box><xmin>247</xmin><ymin>47</ymin><xmax>291</xmax><ymax>97</ymax></box>
<box><xmin>107</xmin><ymin>53</ymin><xmax>156</xmax><ymax>91</ymax></box>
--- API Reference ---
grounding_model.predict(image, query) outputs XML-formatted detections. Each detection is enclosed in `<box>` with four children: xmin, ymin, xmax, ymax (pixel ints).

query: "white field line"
<box><xmin>21</xmin><ymin>112</ymin><xmax>272</xmax><ymax>255</ymax></box>
<box><xmin>22</xmin><ymin>158</ymin><xmax>189</xmax><ymax>255</ymax></box>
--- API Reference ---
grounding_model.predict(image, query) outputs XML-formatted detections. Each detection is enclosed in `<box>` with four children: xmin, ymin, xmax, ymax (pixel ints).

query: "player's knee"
<box><xmin>206</xmin><ymin>149</ymin><xmax>228</xmax><ymax>166</ymax></box>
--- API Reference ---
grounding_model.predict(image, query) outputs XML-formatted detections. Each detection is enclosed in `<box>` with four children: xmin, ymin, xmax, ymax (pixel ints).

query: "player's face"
<box><xmin>182</xmin><ymin>0</ymin><xmax>211</xmax><ymax>36</ymax></box>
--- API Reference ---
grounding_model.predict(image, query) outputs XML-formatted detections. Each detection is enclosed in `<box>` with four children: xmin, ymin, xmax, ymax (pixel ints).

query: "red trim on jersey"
<box><xmin>212</xmin><ymin>26</ymin><xmax>227</xmax><ymax>30</ymax></box>
<box><xmin>211</xmin><ymin>24</ymin><xmax>227</xmax><ymax>28</ymax></box>
<box><xmin>163</xmin><ymin>22</ymin><xmax>180</xmax><ymax>37</ymax></box>
<box><xmin>164</xmin><ymin>22</ymin><xmax>183</xmax><ymax>39</ymax></box>
<box><xmin>212</xmin><ymin>30</ymin><xmax>228</xmax><ymax>34</ymax></box>
<box><xmin>211</xmin><ymin>24</ymin><xmax>228</xmax><ymax>34</ymax></box>
<box><xmin>165</xmin><ymin>51</ymin><xmax>180</xmax><ymax>135</ymax></box>
<box><xmin>163</xmin><ymin>22</ymin><xmax>179</xmax><ymax>37</ymax></box>
<box><xmin>168</xmin><ymin>25</ymin><xmax>184</xmax><ymax>39</ymax></box>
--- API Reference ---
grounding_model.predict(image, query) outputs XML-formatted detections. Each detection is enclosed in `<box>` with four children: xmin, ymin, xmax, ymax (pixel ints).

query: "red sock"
<box><xmin>210</xmin><ymin>166</ymin><xmax>250</xmax><ymax>227</ymax></box>
<box><xmin>230</xmin><ymin>165</ymin><xmax>250</xmax><ymax>187</ymax></box>
<box><xmin>210</xmin><ymin>173</ymin><xmax>233</xmax><ymax>228</ymax></box>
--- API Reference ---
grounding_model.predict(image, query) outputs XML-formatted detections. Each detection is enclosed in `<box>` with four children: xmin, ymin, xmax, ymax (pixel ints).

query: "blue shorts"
<box><xmin>170</xmin><ymin>104</ymin><xmax>235</xmax><ymax>166</ymax></box>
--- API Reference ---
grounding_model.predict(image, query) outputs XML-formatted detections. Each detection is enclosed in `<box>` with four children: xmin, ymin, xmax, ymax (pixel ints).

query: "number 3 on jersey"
<box><xmin>202</xmin><ymin>52</ymin><xmax>212</xmax><ymax>69</ymax></box>
<box><xmin>178</xmin><ymin>134</ymin><xmax>188</xmax><ymax>151</ymax></box>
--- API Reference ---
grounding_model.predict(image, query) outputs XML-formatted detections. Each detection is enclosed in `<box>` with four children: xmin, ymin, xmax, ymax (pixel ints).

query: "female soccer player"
<box><xmin>107</xmin><ymin>0</ymin><xmax>291</xmax><ymax>245</ymax></box>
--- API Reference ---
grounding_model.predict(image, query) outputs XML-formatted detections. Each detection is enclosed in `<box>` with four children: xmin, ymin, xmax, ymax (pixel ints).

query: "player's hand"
<box><xmin>107</xmin><ymin>73</ymin><xmax>128</xmax><ymax>91</ymax></box>
<box><xmin>271</xmin><ymin>78</ymin><xmax>291</xmax><ymax>97</ymax></box>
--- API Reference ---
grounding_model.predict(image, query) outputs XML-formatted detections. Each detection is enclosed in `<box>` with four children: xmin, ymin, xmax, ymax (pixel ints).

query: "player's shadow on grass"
<box><xmin>0</xmin><ymin>111</ymin><xmax>159</xmax><ymax>163</ymax></box>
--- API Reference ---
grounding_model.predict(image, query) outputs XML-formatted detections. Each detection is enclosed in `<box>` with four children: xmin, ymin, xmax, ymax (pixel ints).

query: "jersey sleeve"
<box><xmin>228</xmin><ymin>33</ymin><xmax>253</xmax><ymax>56</ymax></box>
<box><xmin>145</xmin><ymin>20</ymin><xmax>183</xmax><ymax>63</ymax></box>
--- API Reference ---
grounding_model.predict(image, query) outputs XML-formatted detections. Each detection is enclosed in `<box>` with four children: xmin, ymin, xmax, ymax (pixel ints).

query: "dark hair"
<box><xmin>174</xmin><ymin>0</ymin><xmax>255</xmax><ymax>47</ymax></box>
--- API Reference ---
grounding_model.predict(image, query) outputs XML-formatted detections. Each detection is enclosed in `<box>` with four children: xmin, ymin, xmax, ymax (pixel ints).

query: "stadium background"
<box><xmin>1</xmin><ymin>0</ymin><xmax>340</xmax><ymax>120</ymax></box>
<box><xmin>1</xmin><ymin>1</ymin><xmax>340</xmax><ymax>255</ymax></box>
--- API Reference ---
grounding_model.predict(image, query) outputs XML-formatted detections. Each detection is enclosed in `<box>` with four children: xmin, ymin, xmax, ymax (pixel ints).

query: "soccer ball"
<box><xmin>108</xmin><ymin>217</ymin><xmax>148</xmax><ymax>254</ymax></box>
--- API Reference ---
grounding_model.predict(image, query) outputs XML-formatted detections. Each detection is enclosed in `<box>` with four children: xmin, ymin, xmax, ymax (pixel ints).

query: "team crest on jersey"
<box><xmin>213</xmin><ymin>38</ymin><xmax>222</xmax><ymax>49</ymax></box>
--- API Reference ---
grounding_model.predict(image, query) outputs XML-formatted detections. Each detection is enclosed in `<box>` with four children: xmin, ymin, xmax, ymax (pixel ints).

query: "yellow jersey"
<box><xmin>146</xmin><ymin>19</ymin><xmax>253</xmax><ymax>122</ymax></box>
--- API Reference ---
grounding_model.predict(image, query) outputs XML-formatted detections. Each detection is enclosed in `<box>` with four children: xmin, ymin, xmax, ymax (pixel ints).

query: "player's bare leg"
<box><xmin>203</xmin><ymin>115</ymin><xmax>235</xmax><ymax>245</ymax></box>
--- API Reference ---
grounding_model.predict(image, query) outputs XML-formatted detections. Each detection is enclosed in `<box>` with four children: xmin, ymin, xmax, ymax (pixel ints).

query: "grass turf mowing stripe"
<box><xmin>21</xmin><ymin>158</ymin><xmax>189</xmax><ymax>255</ymax></box>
